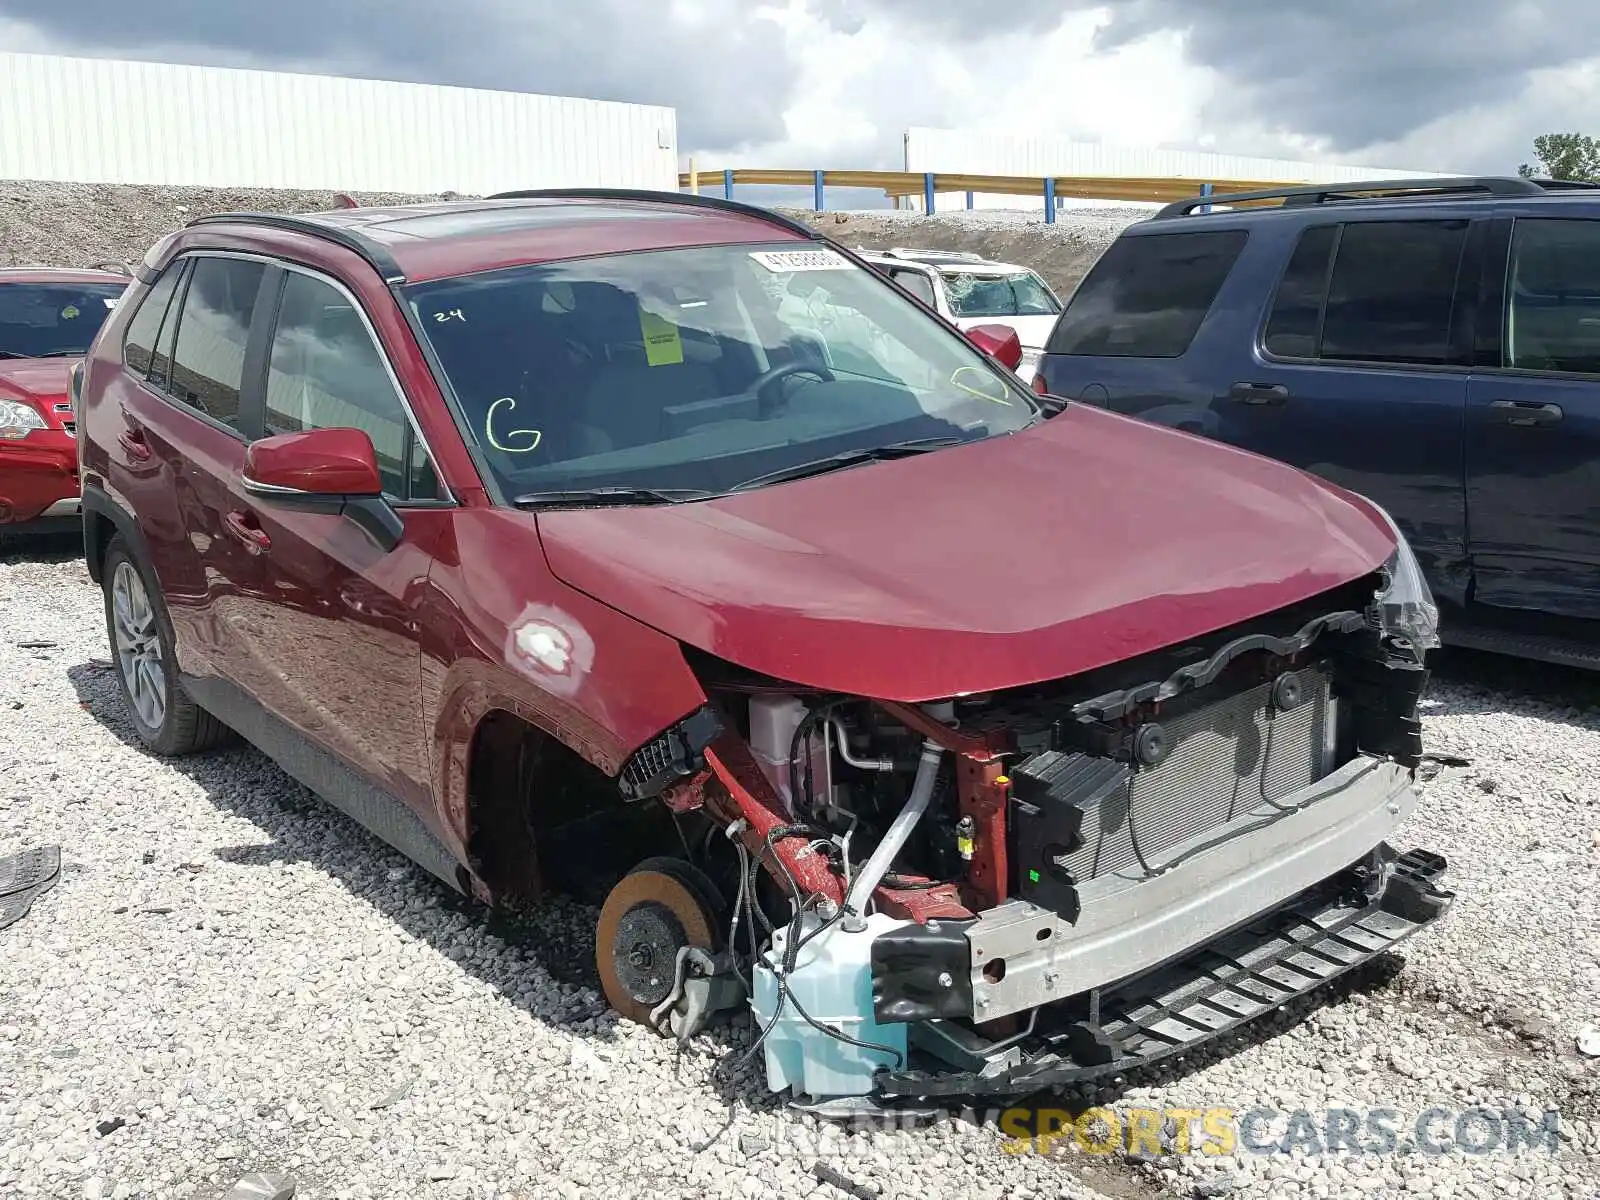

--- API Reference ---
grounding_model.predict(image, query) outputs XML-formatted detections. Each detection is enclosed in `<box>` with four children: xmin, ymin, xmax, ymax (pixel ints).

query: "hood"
<box><xmin>0</xmin><ymin>359</ymin><xmax>74</xmax><ymax>429</ymax></box>
<box><xmin>536</xmin><ymin>405</ymin><xmax>1396</xmax><ymax>702</ymax></box>
<box><xmin>954</xmin><ymin>313</ymin><xmax>1058</xmax><ymax>350</ymax></box>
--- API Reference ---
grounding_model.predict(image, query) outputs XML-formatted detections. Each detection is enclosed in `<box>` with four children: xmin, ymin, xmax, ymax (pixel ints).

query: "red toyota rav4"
<box><xmin>0</xmin><ymin>267</ymin><xmax>128</xmax><ymax>543</ymax></box>
<box><xmin>76</xmin><ymin>190</ymin><xmax>1453</xmax><ymax>1108</ymax></box>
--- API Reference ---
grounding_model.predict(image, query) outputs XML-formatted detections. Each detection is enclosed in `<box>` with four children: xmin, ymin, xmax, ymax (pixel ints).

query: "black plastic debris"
<box><xmin>96</xmin><ymin>1117</ymin><xmax>126</xmax><ymax>1137</ymax></box>
<box><xmin>0</xmin><ymin>845</ymin><xmax>61</xmax><ymax>932</ymax></box>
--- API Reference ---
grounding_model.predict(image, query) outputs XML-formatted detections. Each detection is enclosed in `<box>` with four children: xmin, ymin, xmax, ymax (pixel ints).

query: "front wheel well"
<box><xmin>465</xmin><ymin>710</ymin><xmax>675</xmax><ymax>906</ymax></box>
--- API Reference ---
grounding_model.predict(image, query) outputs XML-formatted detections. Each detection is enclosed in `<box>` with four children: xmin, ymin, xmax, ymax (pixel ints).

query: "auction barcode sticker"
<box><xmin>749</xmin><ymin>249</ymin><xmax>854</xmax><ymax>272</ymax></box>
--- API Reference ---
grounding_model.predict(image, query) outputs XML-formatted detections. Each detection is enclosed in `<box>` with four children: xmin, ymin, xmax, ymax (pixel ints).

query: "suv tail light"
<box><xmin>1032</xmin><ymin>371</ymin><xmax>1050</xmax><ymax>396</ymax></box>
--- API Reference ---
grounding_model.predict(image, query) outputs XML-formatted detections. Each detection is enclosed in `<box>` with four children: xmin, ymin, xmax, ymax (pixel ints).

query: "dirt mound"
<box><xmin>0</xmin><ymin>180</ymin><xmax>450</xmax><ymax>270</ymax></box>
<box><xmin>1</xmin><ymin>181</ymin><xmax>1145</xmax><ymax>300</ymax></box>
<box><xmin>783</xmin><ymin>205</ymin><xmax>1150</xmax><ymax>297</ymax></box>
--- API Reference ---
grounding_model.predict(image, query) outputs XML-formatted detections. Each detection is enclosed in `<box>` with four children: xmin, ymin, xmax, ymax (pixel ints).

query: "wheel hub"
<box><xmin>610</xmin><ymin>901</ymin><xmax>688</xmax><ymax>1006</ymax></box>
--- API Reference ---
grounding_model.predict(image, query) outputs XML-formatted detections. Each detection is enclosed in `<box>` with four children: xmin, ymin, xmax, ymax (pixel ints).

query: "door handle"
<box><xmin>1229</xmin><ymin>382</ymin><xmax>1290</xmax><ymax>406</ymax></box>
<box><xmin>1489</xmin><ymin>399</ymin><xmax>1563</xmax><ymax>427</ymax></box>
<box><xmin>223</xmin><ymin>510</ymin><xmax>272</xmax><ymax>555</ymax></box>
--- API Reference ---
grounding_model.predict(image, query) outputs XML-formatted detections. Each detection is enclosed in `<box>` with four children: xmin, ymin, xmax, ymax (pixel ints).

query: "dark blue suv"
<box><xmin>1036</xmin><ymin>176</ymin><xmax>1600</xmax><ymax>670</ymax></box>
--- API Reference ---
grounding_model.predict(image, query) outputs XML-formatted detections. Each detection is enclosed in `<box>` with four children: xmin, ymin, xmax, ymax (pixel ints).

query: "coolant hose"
<box><xmin>843</xmin><ymin>737</ymin><xmax>944</xmax><ymax>920</ymax></box>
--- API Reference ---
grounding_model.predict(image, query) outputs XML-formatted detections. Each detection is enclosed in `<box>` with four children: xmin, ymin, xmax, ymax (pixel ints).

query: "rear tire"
<box><xmin>101</xmin><ymin>534</ymin><xmax>229</xmax><ymax>756</ymax></box>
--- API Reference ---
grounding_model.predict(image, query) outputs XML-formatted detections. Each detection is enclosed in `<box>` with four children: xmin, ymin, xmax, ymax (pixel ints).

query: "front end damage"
<box><xmin>610</xmin><ymin>547</ymin><xmax>1455</xmax><ymax>1107</ymax></box>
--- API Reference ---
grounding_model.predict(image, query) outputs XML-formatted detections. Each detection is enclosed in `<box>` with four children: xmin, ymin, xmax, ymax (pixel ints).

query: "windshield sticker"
<box><xmin>949</xmin><ymin>365</ymin><xmax>1014</xmax><ymax>408</ymax></box>
<box><xmin>639</xmin><ymin>308</ymin><xmax>685</xmax><ymax>367</ymax></box>
<box><xmin>749</xmin><ymin>249</ymin><xmax>855</xmax><ymax>273</ymax></box>
<box><xmin>103</xmin><ymin>297</ymin><xmax>119</xmax><ymax>310</ymax></box>
<box><xmin>60</xmin><ymin>305</ymin><xmax>80</xmax><ymax>320</ymax></box>
<box><xmin>485</xmin><ymin>396</ymin><xmax>543</xmax><ymax>454</ymax></box>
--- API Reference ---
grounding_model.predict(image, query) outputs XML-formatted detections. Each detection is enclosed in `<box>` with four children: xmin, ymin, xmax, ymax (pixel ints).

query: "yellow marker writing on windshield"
<box><xmin>486</xmin><ymin>396</ymin><xmax>542</xmax><ymax>453</ymax></box>
<box><xmin>949</xmin><ymin>365</ymin><xmax>1014</xmax><ymax>407</ymax></box>
<box><xmin>639</xmin><ymin>308</ymin><xmax>684</xmax><ymax>367</ymax></box>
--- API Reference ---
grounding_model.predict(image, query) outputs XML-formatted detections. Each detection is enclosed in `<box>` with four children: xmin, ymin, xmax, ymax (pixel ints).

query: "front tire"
<box><xmin>102</xmin><ymin>535</ymin><xmax>228</xmax><ymax>756</ymax></box>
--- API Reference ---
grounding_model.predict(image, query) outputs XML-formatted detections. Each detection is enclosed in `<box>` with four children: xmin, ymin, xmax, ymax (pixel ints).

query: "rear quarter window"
<box><xmin>1045</xmin><ymin>229</ymin><xmax>1248</xmax><ymax>358</ymax></box>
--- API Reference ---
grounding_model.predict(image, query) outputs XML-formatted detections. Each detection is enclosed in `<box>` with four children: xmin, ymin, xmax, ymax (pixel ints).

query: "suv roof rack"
<box><xmin>185</xmin><ymin>211</ymin><xmax>407</xmax><ymax>283</ymax></box>
<box><xmin>1153</xmin><ymin>175</ymin><xmax>1600</xmax><ymax>220</ymax></box>
<box><xmin>482</xmin><ymin>187</ymin><xmax>822</xmax><ymax>242</ymax></box>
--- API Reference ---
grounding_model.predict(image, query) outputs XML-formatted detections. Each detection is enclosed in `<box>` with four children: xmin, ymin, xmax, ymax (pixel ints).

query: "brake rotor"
<box><xmin>595</xmin><ymin>857</ymin><xmax>725</xmax><ymax>1027</ymax></box>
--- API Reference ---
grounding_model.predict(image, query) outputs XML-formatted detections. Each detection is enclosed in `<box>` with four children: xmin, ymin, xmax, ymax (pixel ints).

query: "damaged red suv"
<box><xmin>0</xmin><ymin>268</ymin><xmax>129</xmax><ymax>543</ymax></box>
<box><xmin>75</xmin><ymin>191</ymin><xmax>1453</xmax><ymax>1109</ymax></box>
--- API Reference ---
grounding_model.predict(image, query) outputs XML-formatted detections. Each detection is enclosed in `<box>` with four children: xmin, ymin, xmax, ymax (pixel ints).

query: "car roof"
<box><xmin>0</xmin><ymin>266</ymin><xmax>130</xmax><ymax>285</ymax></box>
<box><xmin>859</xmin><ymin>249</ymin><xmax>1034</xmax><ymax>276</ymax></box>
<box><xmin>182</xmin><ymin>191</ymin><xmax>819</xmax><ymax>285</ymax></box>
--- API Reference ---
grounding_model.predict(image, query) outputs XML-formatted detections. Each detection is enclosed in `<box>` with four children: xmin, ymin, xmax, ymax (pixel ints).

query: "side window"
<box><xmin>1505</xmin><ymin>218</ymin><xmax>1600</xmax><ymax>374</ymax></box>
<box><xmin>1319</xmin><ymin>220</ymin><xmax>1467</xmax><ymax>365</ymax></box>
<box><xmin>264</xmin><ymin>271</ymin><xmax>438</xmax><ymax>501</ymax></box>
<box><xmin>1045</xmin><ymin>230</ymin><xmax>1248</xmax><ymax>358</ymax></box>
<box><xmin>149</xmin><ymin>261</ymin><xmax>190</xmax><ymax>392</ymax></box>
<box><xmin>891</xmin><ymin>268</ymin><xmax>938</xmax><ymax>308</ymax></box>
<box><xmin>169</xmin><ymin>257</ymin><xmax>268</xmax><ymax>431</ymax></box>
<box><xmin>121</xmin><ymin>265</ymin><xmax>182</xmax><ymax>378</ymax></box>
<box><xmin>1263</xmin><ymin>225</ymin><xmax>1338</xmax><ymax>359</ymax></box>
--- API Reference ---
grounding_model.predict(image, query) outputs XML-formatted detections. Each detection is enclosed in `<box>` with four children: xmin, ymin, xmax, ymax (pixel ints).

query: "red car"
<box><xmin>0</xmin><ymin>268</ymin><xmax>129</xmax><ymax>542</ymax></box>
<box><xmin>76</xmin><ymin>190</ymin><xmax>1452</xmax><ymax>1107</ymax></box>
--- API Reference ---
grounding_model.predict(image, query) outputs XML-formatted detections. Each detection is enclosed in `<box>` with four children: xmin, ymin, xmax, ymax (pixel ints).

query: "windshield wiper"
<box><xmin>511</xmin><ymin>486</ymin><xmax>719</xmax><ymax>510</ymax></box>
<box><xmin>728</xmin><ymin>436</ymin><xmax>964</xmax><ymax>492</ymax></box>
<box><xmin>0</xmin><ymin>351</ymin><xmax>31</xmax><ymax>360</ymax></box>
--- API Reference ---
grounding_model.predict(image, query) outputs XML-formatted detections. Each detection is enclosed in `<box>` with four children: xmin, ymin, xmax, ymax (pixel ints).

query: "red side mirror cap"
<box><xmin>965</xmin><ymin>324</ymin><xmax>1024</xmax><ymax>371</ymax></box>
<box><xmin>243</xmin><ymin>427</ymin><xmax>383</xmax><ymax>498</ymax></box>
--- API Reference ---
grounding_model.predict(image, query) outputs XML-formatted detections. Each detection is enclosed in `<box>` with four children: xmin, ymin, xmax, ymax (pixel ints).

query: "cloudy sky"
<box><xmin>0</xmin><ymin>0</ymin><xmax>1593</xmax><ymax>178</ymax></box>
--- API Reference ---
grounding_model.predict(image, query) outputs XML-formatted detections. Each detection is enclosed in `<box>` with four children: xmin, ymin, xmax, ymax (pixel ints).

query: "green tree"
<box><xmin>1518</xmin><ymin>133</ymin><xmax>1600</xmax><ymax>182</ymax></box>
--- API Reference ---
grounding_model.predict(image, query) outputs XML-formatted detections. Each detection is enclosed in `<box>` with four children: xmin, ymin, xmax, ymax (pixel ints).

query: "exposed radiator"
<box><xmin>1059</xmin><ymin>666</ymin><xmax>1335</xmax><ymax>882</ymax></box>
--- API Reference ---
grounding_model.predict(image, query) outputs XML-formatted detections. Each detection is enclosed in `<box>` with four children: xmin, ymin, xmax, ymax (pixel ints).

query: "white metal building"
<box><xmin>902</xmin><ymin>126</ymin><xmax>1459</xmax><ymax>210</ymax></box>
<box><xmin>0</xmin><ymin>52</ymin><xmax>679</xmax><ymax>195</ymax></box>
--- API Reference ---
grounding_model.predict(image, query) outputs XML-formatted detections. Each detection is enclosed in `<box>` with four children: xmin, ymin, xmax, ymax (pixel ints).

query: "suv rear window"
<box><xmin>1264</xmin><ymin>220</ymin><xmax>1468</xmax><ymax>366</ymax></box>
<box><xmin>1045</xmin><ymin>230</ymin><xmax>1247</xmax><ymax>358</ymax></box>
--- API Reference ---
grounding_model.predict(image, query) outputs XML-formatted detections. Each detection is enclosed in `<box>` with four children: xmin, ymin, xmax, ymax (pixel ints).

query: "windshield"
<box><xmin>0</xmin><ymin>281</ymin><xmax>127</xmax><ymax>358</ymax></box>
<box><xmin>403</xmin><ymin>242</ymin><xmax>1038</xmax><ymax>499</ymax></box>
<box><xmin>941</xmin><ymin>270</ymin><xmax>1061</xmax><ymax>318</ymax></box>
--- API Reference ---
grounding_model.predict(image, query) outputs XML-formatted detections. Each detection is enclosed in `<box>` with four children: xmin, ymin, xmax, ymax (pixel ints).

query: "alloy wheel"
<box><xmin>111</xmin><ymin>560</ymin><xmax>167</xmax><ymax>731</ymax></box>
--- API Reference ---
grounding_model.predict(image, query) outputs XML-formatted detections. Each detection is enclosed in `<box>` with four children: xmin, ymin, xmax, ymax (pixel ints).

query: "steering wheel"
<box><xmin>750</xmin><ymin>360</ymin><xmax>835</xmax><ymax>416</ymax></box>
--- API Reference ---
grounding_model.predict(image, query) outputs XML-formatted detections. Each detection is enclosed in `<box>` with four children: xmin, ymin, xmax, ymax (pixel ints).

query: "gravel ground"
<box><xmin>2</xmin><ymin>542</ymin><xmax>1599</xmax><ymax>1200</ymax></box>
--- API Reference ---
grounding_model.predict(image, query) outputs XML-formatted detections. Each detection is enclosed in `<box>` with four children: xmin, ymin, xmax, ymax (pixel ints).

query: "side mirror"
<box><xmin>965</xmin><ymin>324</ymin><xmax>1024</xmax><ymax>372</ymax></box>
<box><xmin>242</xmin><ymin>428</ymin><xmax>402</xmax><ymax>551</ymax></box>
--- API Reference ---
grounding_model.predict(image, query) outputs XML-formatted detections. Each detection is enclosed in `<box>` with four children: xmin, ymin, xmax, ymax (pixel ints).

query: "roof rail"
<box><xmin>1153</xmin><ymin>175</ymin><xmax>1594</xmax><ymax>220</ymax></box>
<box><xmin>883</xmin><ymin>247</ymin><xmax>985</xmax><ymax>262</ymax></box>
<box><xmin>185</xmin><ymin>211</ymin><xmax>407</xmax><ymax>283</ymax></box>
<box><xmin>482</xmin><ymin>187</ymin><xmax>822</xmax><ymax>242</ymax></box>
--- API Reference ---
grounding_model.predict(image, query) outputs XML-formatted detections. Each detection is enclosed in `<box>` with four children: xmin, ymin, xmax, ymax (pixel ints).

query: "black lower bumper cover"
<box><xmin>875</xmin><ymin>846</ymin><xmax>1453</xmax><ymax>1099</ymax></box>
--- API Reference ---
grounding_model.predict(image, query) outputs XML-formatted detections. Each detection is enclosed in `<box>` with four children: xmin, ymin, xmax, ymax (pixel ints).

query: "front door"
<box><xmin>1465</xmin><ymin>215</ymin><xmax>1600</xmax><ymax>620</ymax></box>
<box><xmin>1210</xmin><ymin>218</ymin><xmax>1478</xmax><ymax>606</ymax></box>
<box><xmin>215</xmin><ymin>266</ymin><xmax>450</xmax><ymax>815</ymax></box>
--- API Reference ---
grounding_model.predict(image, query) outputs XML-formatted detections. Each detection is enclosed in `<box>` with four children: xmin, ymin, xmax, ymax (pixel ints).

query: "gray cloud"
<box><xmin>0</xmin><ymin>0</ymin><xmax>796</xmax><ymax>153</ymax></box>
<box><xmin>856</xmin><ymin>0</ymin><xmax>1599</xmax><ymax>156</ymax></box>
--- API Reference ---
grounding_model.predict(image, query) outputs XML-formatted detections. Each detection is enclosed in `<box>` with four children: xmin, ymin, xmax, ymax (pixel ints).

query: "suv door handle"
<box><xmin>1229</xmin><ymin>382</ymin><xmax>1289</xmax><ymax>406</ymax></box>
<box><xmin>1489</xmin><ymin>399</ymin><xmax>1563</xmax><ymax>427</ymax></box>
<box><xmin>223</xmin><ymin>510</ymin><xmax>272</xmax><ymax>554</ymax></box>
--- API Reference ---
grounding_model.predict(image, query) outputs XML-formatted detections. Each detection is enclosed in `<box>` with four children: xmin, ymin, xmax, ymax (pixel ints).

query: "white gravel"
<box><xmin>2</xmin><ymin>544</ymin><xmax>1599</xmax><ymax>1200</ymax></box>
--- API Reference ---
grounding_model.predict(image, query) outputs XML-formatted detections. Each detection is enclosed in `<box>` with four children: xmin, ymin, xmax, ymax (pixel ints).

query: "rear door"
<box><xmin>105</xmin><ymin>252</ymin><xmax>276</xmax><ymax>681</ymax></box>
<box><xmin>1464</xmin><ymin>214</ymin><xmax>1600</xmax><ymax>619</ymax></box>
<box><xmin>1199</xmin><ymin>217</ymin><xmax>1479</xmax><ymax>604</ymax></box>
